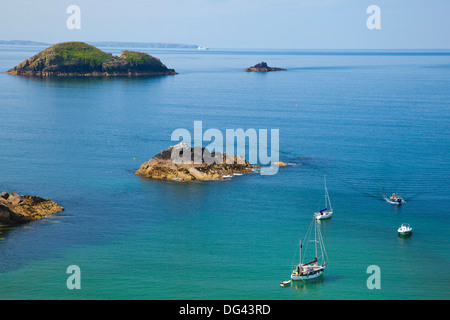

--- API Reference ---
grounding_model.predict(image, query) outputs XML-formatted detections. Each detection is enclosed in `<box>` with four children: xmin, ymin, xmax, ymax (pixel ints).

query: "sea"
<box><xmin>0</xmin><ymin>45</ymin><xmax>449</xmax><ymax>300</ymax></box>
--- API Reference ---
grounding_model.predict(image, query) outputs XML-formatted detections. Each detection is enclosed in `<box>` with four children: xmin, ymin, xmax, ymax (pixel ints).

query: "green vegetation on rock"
<box><xmin>6</xmin><ymin>41</ymin><xmax>177</xmax><ymax>77</ymax></box>
<box><xmin>50</xmin><ymin>42</ymin><xmax>113</xmax><ymax>65</ymax></box>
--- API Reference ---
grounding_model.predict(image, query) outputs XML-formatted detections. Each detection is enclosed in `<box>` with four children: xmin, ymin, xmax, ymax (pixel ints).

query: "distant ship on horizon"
<box><xmin>197</xmin><ymin>45</ymin><xmax>209</xmax><ymax>50</ymax></box>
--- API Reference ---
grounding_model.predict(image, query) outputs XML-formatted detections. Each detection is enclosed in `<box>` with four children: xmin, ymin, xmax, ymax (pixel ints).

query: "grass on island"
<box><xmin>46</xmin><ymin>42</ymin><xmax>113</xmax><ymax>65</ymax></box>
<box><xmin>120</xmin><ymin>50</ymin><xmax>165</xmax><ymax>67</ymax></box>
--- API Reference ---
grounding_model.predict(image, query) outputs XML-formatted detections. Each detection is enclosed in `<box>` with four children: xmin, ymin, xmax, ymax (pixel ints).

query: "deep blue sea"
<box><xmin>0</xmin><ymin>46</ymin><xmax>449</xmax><ymax>299</ymax></box>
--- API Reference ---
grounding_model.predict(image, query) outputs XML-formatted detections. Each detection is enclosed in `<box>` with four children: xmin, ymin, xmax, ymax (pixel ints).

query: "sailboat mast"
<box><xmin>314</xmin><ymin>220</ymin><xmax>318</xmax><ymax>259</ymax></box>
<box><xmin>299</xmin><ymin>239</ymin><xmax>302</xmax><ymax>265</ymax></box>
<box><xmin>324</xmin><ymin>173</ymin><xmax>332</xmax><ymax>211</ymax></box>
<box><xmin>317</xmin><ymin>221</ymin><xmax>328</xmax><ymax>266</ymax></box>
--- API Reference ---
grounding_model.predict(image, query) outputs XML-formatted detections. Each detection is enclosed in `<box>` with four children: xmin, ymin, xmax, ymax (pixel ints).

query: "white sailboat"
<box><xmin>314</xmin><ymin>174</ymin><xmax>333</xmax><ymax>220</ymax></box>
<box><xmin>291</xmin><ymin>218</ymin><xmax>329</xmax><ymax>281</ymax></box>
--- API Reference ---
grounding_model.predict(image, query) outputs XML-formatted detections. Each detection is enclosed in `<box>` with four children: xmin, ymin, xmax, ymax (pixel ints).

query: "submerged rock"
<box><xmin>6</xmin><ymin>42</ymin><xmax>177</xmax><ymax>77</ymax></box>
<box><xmin>0</xmin><ymin>192</ymin><xmax>64</xmax><ymax>226</ymax></box>
<box><xmin>245</xmin><ymin>61</ymin><xmax>286</xmax><ymax>72</ymax></box>
<box><xmin>135</xmin><ymin>143</ymin><xmax>257</xmax><ymax>182</ymax></box>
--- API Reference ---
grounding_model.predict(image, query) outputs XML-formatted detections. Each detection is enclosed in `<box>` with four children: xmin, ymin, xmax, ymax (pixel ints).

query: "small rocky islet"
<box><xmin>6</xmin><ymin>41</ymin><xmax>177</xmax><ymax>77</ymax></box>
<box><xmin>245</xmin><ymin>61</ymin><xmax>286</xmax><ymax>72</ymax></box>
<box><xmin>135</xmin><ymin>143</ymin><xmax>259</xmax><ymax>182</ymax></box>
<box><xmin>0</xmin><ymin>192</ymin><xmax>64</xmax><ymax>227</ymax></box>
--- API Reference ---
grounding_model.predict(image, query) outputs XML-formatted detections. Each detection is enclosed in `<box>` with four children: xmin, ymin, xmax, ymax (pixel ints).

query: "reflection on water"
<box><xmin>291</xmin><ymin>276</ymin><xmax>325</xmax><ymax>291</ymax></box>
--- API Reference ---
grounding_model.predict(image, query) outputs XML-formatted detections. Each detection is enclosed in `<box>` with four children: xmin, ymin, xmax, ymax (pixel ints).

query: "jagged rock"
<box><xmin>0</xmin><ymin>192</ymin><xmax>64</xmax><ymax>226</ymax></box>
<box><xmin>135</xmin><ymin>143</ymin><xmax>257</xmax><ymax>182</ymax></box>
<box><xmin>245</xmin><ymin>61</ymin><xmax>286</xmax><ymax>72</ymax></box>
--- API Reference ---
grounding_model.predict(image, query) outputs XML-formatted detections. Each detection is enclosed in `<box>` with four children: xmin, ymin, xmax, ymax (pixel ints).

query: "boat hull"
<box><xmin>398</xmin><ymin>230</ymin><xmax>412</xmax><ymax>236</ymax></box>
<box><xmin>280</xmin><ymin>280</ymin><xmax>291</xmax><ymax>287</ymax></box>
<box><xmin>291</xmin><ymin>266</ymin><xmax>325</xmax><ymax>281</ymax></box>
<box><xmin>291</xmin><ymin>270</ymin><xmax>324</xmax><ymax>281</ymax></box>
<box><xmin>385</xmin><ymin>197</ymin><xmax>405</xmax><ymax>205</ymax></box>
<box><xmin>314</xmin><ymin>210</ymin><xmax>332</xmax><ymax>220</ymax></box>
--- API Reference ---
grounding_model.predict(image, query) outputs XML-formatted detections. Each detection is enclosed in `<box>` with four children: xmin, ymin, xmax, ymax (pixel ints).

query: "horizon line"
<box><xmin>1</xmin><ymin>40</ymin><xmax>449</xmax><ymax>51</ymax></box>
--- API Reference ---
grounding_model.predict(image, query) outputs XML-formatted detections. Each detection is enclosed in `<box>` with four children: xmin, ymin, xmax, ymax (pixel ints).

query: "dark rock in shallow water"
<box><xmin>0</xmin><ymin>192</ymin><xmax>64</xmax><ymax>226</ymax></box>
<box><xmin>6</xmin><ymin>42</ymin><xmax>177</xmax><ymax>77</ymax></box>
<box><xmin>245</xmin><ymin>61</ymin><xmax>286</xmax><ymax>72</ymax></box>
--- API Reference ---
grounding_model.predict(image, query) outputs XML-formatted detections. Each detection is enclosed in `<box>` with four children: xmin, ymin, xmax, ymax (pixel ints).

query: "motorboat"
<box><xmin>398</xmin><ymin>223</ymin><xmax>412</xmax><ymax>235</ymax></box>
<box><xmin>385</xmin><ymin>193</ymin><xmax>405</xmax><ymax>205</ymax></box>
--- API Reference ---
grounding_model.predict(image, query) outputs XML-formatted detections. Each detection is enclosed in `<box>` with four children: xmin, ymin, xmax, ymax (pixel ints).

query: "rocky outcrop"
<box><xmin>6</xmin><ymin>42</ymin><xmax>177</xmax><ymax>77</ymax></box>
<box><xmin>135</xmin><ymin>143</ymin><xmax>257</xmax><ymax>182</ymax></box>
<box><xmin>0</xmin><ymin>192</ymin><xmax>64</xmax><ymax>226</ymax></box>
<box><xmin>245</xmin><ymin>61</ymin><xmax>286</xmax><ymax>72</ymax></box>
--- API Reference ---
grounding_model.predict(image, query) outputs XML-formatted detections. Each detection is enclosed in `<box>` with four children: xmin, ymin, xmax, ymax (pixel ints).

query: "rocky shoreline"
<box><xmin>6</xmin><ymin>70</ymin><xmax>177</xmax><ymax>77</ymax></box>
<box><xmin>0</xmin><ymin>192</ymin><xmax>64</xmax><ymax>226</ymax></box>
<box><xmin>135</xmin><ymin>143</ymin><xmax>258</xmax><ymax>182</ymax></box>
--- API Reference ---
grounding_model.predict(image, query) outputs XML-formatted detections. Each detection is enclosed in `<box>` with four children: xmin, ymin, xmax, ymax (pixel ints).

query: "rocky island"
<box><xmin>135</xmin><ymin>143</ymin><xmax>257</xmax><ymax>182</ymax></box>
<box><xmin>6</xmin><ymin>41</ymin><xmax>177</xmax><ymax>77</ymax></box>
<box><xmin>0</xmin><ymin>192</ymin><xmax>64</xmax><ymax>226</ymax></box>
<box><xmin>245</xmin><ymin>61</ymin><xmax>286</xmax><ymax>72</ymax></box>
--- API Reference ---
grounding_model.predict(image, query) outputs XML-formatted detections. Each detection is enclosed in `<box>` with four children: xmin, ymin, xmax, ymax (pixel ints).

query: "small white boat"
<box><xmin>197</xmin><ymin>46</ymin><xmax>209</xmax><ymax>50</ymax></box>
<box><xmin>280</xmin><ymin>280</ymin><xmax>291</xmax><ymax>287</ymax></box>
<box><xmin>291</xmin><ymin>218</ymin><xmax>329</xmax><ymax>281</ymax></box>
<box><xmin>385</xmin><ymin>193</ymin><xmax>405</xmax><ymax>205</ymax></box>
<box><xmin>398</xmin><ymin>223</ymin><xmax>412</xmax><ymax>235</ymax></box>
<box><xmin>314</xmin><ymin>174</ymin><xmax>333</xmax><ymax>220</ymax></box>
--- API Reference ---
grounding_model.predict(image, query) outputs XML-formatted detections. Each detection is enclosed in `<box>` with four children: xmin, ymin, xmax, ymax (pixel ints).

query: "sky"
<box><xmin>0</xmin><ymin>0</ymin><xmax>449</xmax><ymax>49</ymax></box>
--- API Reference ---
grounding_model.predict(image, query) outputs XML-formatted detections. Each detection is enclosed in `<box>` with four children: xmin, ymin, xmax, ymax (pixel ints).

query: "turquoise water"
<box><xmin>0</xmin><ymin>46</ymin><xmax>449</xmax><ymax>299</ymax></box>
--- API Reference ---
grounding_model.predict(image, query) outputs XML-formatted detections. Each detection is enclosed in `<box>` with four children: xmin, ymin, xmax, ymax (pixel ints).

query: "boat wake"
<box><xmin>282</xmin><ymin>153</ymin><xmax>444</xmax><ymax>203</ymax></box>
